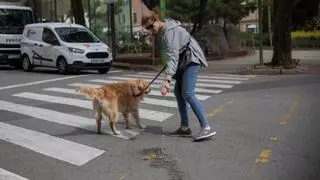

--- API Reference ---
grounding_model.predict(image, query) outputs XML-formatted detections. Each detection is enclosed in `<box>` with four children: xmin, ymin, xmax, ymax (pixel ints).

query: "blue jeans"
<box><xmin>174</xmin><ymin>63</ymin><xmax>209</xmax><ymax>128</ymax></box>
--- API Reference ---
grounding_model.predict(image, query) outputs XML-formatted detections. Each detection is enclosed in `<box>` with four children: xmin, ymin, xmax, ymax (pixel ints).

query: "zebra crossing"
<box><xmin>0</xmin><ymin>168</ymin><xmax>29</xmax><ymax>180</ymax></box>
<box><xmin>0</xmin><ymin>71</ymin><xmax>254</xmax><ymax>171</ymax></box>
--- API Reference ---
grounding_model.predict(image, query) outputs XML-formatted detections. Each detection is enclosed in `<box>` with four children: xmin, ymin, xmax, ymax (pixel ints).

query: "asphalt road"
<box><xmin>0</xmin><ymin>66</ymin><xmax>319</xmax><ymax>180</ymax></box>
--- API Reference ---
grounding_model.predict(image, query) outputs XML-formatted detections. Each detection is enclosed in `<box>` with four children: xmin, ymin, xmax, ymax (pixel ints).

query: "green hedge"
<box><xmin>240</xmin><ymin>31</ymin><xmax>320</xmax><ymax>48</ymax></box>
<box><xmin>118</xmin><ymin>41</ymin><xmax>152</xmax><ymax>54</ymax></box>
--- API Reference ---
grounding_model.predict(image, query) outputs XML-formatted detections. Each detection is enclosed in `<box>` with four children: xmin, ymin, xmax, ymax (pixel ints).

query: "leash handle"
<box><xmin>134</xmin><ymin>65</ymin><xmax>167</xmax><ymax>97</ymax></box>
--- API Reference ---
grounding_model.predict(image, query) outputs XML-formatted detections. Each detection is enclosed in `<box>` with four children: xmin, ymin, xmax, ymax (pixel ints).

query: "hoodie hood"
<box><xmin>163</xmin><ymin>18</ymin><xmax>182</xmax><ymax>32</ymax></box>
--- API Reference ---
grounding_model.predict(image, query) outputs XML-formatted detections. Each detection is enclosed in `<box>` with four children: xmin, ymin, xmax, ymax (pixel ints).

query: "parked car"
<box><xmin>20</xmin><ymin>22</ymin><xmax>113</xmax><ymax>74</ymax></box>
<box><xmin>0</xmin><ymin>4</ymin><xmax>35</xmax><ymax>68</ymax></box>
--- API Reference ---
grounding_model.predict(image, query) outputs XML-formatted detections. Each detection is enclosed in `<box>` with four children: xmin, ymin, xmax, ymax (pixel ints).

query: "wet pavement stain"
<box><xmin>141</xmin><ymin>147</ymin><xmax>186</xmax><ymax>180</ymax></box>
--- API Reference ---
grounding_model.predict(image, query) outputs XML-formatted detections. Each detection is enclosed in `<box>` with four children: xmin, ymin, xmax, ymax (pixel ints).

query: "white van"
<box><xmin>0</xmin><ymin>4</ymin><xmax>35</xmax><ymax>68</ymax></box>
<box><xmin>20</xmin><ymin>23</ymin><xmax>113</xmax><ymax>74</ymax></box>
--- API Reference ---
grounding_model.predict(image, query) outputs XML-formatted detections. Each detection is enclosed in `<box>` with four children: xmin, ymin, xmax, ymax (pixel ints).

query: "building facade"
<box><xmin>2</xmin><ymin>0</ymin><xmax>150</xmax><ymax>45</ymax></box>
<box><xmin>239</xmin><ymin>10</ymin><xmax>259</xmax><ymax>33</ymax></box>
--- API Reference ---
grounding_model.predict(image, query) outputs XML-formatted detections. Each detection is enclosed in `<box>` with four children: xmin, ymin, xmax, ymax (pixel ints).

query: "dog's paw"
<box><xmin>113</xmin><ymin>130</ymin><xmax>121</xmax><ymax>135</ymax></box>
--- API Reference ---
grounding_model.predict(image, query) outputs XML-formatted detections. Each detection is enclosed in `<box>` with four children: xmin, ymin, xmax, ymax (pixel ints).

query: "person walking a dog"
<box><xmin>141</xmin><ymin>9</ymin><xmax>216</xmax><ymax>141</ymax></box>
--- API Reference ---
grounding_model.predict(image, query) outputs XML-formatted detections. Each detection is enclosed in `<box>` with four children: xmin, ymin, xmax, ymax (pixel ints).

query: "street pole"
<box><xmin>108</xmin><ymin>0</ymin><xmax>116</xmax><ymax>61</ymax></box>
<box><xmin>160</xmin><ymin>0</ymin><xmax>167</xmax><ymax>66</ymax></box>
<box><xmin>129</xmin><ymin>0</ymin><xmax>133</xmax><ymax>41</ymax></box>
<box><xmin>258</xmin><ymin>0</ymin><xmax>264</xmax><ymax>65</ymax></box>
<box><xmin>268</xmin><ymin>0</ymin><xmax>273</xmax><ymax>47</ymax></box>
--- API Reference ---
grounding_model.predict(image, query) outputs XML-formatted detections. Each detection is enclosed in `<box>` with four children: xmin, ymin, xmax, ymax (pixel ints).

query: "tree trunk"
<box><xmin>271</xmin><ymin>0</ymin><xmax>299</xmax><ymax>68</ymax></box>
<box><xmin>71</xmin><ymin>0</ymin><xmax>86</xmax><ymax>26</ymax></box>
<box><xmin>191</xmin><ymin>0</ymin><xmax>208</xmax><ymax>35</ymax></box>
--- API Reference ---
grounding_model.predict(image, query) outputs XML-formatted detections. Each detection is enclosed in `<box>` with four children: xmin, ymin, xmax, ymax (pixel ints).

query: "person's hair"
<box><xmin>141</xmin><ymin>8</ymin><xmax>161</xmax><ymax>27</ymax></box>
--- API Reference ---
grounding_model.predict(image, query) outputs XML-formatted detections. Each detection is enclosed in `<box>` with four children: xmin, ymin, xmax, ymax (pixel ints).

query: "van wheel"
<box><xmin>97</xmin><ymin>67</ymin><xmax>110</xmax><ymax>74</ymax></box>
<box><xmin>22</xmin><ymin>55</ymin><xmax>33</xmax><ymax>72</ymax></box>
<box><xmin>57</xmin><ymin>57</ymin><xmax>69</xmax><ymax>74</ymax></box>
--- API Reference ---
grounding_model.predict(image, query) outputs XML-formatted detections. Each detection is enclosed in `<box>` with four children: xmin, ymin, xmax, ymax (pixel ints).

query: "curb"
<box><xmin>246</xmin><ymin>65</ymin><xmax>310</xmax><ymax>75</ymax></box>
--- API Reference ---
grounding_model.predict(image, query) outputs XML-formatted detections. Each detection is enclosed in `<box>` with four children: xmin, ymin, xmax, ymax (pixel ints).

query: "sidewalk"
<box><xmin>113</xmin><ymin>50</ymin><xmax>320</xmax><ymax>74</ymax></box>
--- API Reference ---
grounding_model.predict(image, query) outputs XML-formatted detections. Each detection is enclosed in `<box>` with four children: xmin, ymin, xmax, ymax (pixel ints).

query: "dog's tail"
<box><xmin>76</xmin><ymin>86</ymin><xmax>102</xmax><ymax>100</ymax></box>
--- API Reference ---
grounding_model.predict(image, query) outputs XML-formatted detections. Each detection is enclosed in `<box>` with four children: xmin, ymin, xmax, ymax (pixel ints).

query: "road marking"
<box><xmin>0</xmin><ymin>75</ymin><xmax>89</xmax><ymax>91</ymax></box>
<box><xmin>108</xmin><ymin>76</ymin><xmax>233</xmax><ymax>88</ymax></box>
<box><xmin>0</xmin><ymin>122</ymin><xmax>105</xmax><ymax>166</ymax></box>
<box><xmin>69</xmin><ymin>83</ymin><xmax>102</xmax><ymax>88</ymax></box>
<box><xmin>125</xmin><ymin>73</ymin><xmax>248</xmax><ymax>81</ymax></box>
<box><xmin>137</xmin><ymin>72</ymin><xmax>256</xmax><ymax>78</ymax></box>
<box><xmin>0</xmin><ymin>100</ymin><xmax>142</xmax><ymax>139</ymax></box>
<box><xmin>108</xmin><ymin>70</ymin><xmax>123</xmax><ymax>73</ymax></box>
<box><xmin>28</xmin><ymin>88</ymin><xmax>177</xmax><ymax>108</ymax></box>
<box><xmin>255</xmin><ymin>148</ymin><xmax>271</xmax><ymax>164</ymax></box>
<box><xmin>108</xmin><ymin>76</ymin><xmax>242</xmax><ymax>84</ymax></box>
<box><xmin>88</xmin><ymin>80</ymin><xmax>222</xmax><ymax>94</ymax></box>
<box><xmin>279</xmin><ymin>98</ymin><xmax>299</xmax><ymax>125</ymax></box>
<box><xmin>0</xmin><ymin>168</ymin><xmax>28</xmax><ymax>180</ymax></box>
<box><xmin>12</xmin><ymin>93</ymin><xmax>173</xmax><ymax>122</ymax></box>
<box><xmin>50</xmin><ymin>86</ymin><xmax>209</xmax><ymax>101</ymax></box>
<box><xmin>88</xmin><ymin>80</ymin><xmax>212</xmax><ymax>99</ymax></box>
<box><xmin>43</xmin><ymin>87</ymin><xmax>79</xmax><ymax>95</ymax></box>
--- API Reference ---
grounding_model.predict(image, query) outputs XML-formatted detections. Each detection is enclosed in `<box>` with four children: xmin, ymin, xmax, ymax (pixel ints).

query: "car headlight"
<box><xmin>68</xmin><ymin>47</ymin><xmax>85</xmax><ymax>54</ymax></box>
<box><xmin>106</xmin><ymin>47</ymin><xmax>110</xmax><ymax>52</ymax></box>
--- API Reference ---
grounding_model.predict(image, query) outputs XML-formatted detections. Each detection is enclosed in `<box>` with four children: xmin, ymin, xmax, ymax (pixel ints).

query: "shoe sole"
<box><xmin>193</xmin><ymin>131</ymin><xmax>216</xmax><ymax>142</ymax></box>
<box><xmin>169</xmin><ymin>134</ymin><xmax>192</xmax><ymax>137</ymax></box>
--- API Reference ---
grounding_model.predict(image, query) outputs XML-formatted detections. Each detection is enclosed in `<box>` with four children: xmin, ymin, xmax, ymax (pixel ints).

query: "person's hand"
<box><xmin>161</xmin><ymin>81</ymin><xmax>170</xmax><ymax>96</ymax></box>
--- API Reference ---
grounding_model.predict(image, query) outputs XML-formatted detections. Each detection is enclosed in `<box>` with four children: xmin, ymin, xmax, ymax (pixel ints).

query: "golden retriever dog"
<box><xmin>76</xmin><ymin>79</ymin><xmax>151</xmax><ymax>135</ymax></box>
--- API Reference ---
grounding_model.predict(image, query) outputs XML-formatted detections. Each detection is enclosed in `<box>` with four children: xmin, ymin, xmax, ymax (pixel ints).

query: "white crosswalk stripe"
<box><xmin>124</xmin><ymin>73</ymin><xmax>246</xmax><ymax>83</ymax></box>
<box><xmin>45</xmin><ymin>86</ymin><xmax>210</xmax><ymax>101</ymax></box>
<box><xmin>0</xmin><ymin>168</ymin><xmax>29</xmax><ymax>180</ymax></box>
<box><xmin>1</xmin><ymin>71</ymin><xmax>254</xmax><ymax>168</ymax></box>
<box><xmin>0</xmin><ymin>121</ymin><xmax>105</xmax><ymax>166</ymax></box>
<box><xmin>0</xmin><ymin>100</ymin><xmax>142</xmax><ymax>139</ymax></box>
<box><xmin>107</xmin><ymin>75</ymin><xmax>234</xmax><ymax>88</ymax></box>
<box><xmin>137</xmin><ymin>72</ymin><xmax>256</xmax><ymax>78</ymax></box>
<box><xmin>12</xmin><ymin>92</ymin><xmax>173</xmax><ymax>121</ymax></box>
<box><xmin>108</xmin><ymin>76</ymin><xmax>242</xmax><ymax>84</ymax></box>
<box><xmin>87</xmin><ymin>80</ymin><xmax>223</xmax><ymax>94</ymax></box>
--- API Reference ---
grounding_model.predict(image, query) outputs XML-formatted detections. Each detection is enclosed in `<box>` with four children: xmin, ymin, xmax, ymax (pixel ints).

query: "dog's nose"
<box><xmin>145</xmin><ymin>88</ymin><xmax>151</xmax><ymax>94</ymax></box>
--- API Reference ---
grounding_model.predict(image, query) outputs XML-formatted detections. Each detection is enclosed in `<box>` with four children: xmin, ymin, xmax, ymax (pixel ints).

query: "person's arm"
<box><xmin>163</xmin><ymin>30</ymin><xmax>180</xmax><ymax>83</ymax></box>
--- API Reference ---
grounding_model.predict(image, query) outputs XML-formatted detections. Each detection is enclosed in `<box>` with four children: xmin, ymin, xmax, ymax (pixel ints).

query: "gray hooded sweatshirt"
<box><xmin>161</xmin><ymin>18</ymin><xmax>208</xmax><ymax>82</ymax></box>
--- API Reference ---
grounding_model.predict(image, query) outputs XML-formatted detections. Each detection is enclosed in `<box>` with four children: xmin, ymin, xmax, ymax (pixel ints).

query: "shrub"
<box><xmin>291</xmin><ymin>31</ymin><xmax>320</xmax><ymax>48</ymax></box>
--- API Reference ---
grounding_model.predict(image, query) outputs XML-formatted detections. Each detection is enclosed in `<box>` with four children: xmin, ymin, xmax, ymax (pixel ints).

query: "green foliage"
<box><xmin>240</xmin><ymin>32</ymin><xmax>270</xmax><ymax>46</ymax></box>
<box><xmin>88</xmin><ymin>0</ymin><xmax>124</xmax><ymax>43</ymax></box>
<box><xmin>167</xmin><ymin>0</ymin><xmax>257</xmax><ymax>25</ymax></box>
<box><xmin>291</xmin><ymin>30</ymin><xmax>320</xmax><ymax>48</ymax></box>
<box><xmin>167</xmin><ymin>0</ymin><xmax>198</xmax><ymax>23</ymax></box>
<box><xmin>240</xmin><ymin>31</ymin><xmax>320</xmax><ymax>48</ymax></box>
<box><xmin>118</xmin><ymin>41</ymin><xmax>152</xmax><ymax>54</ymax></box>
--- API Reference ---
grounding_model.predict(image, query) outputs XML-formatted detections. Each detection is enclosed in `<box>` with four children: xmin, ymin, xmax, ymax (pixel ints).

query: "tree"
<box><xmin>166</xmin><ymin>0</ymin><xmax>256</xmax><ymax>34</ymax></box>
<box><xmin>271</xmin><ymin>0</ymin><xmax>301</xmax><ymax>68</ymax></box>
<box><xmin>292</xmin><ymin>0</ymin><xmax>320</xmax><ymax>30</ymax></box>
<box><xmin>71</xmin><ymin>0</ymin><xmax>86</xmax><ymax>26</ymax></box>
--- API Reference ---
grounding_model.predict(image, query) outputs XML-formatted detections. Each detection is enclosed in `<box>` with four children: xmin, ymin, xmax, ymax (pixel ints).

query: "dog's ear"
<box><xmin>137</xmin><ymin>79</ymin><xmax>146</xmax><ymax>91</ymax></box>
<box><xmin>130</xmin><ymin>79</ymin><xmax>146</xmax><ymax>96</ymax></box>
<box><xmin>130</xmin><ymin>81</ymin><xmax>140</xmax><ymax>95</ymax></box>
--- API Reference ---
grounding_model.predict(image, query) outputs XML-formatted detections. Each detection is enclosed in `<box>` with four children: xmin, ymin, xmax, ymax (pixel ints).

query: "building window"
<box><xmin>133</xmin><ymin>12</ymin><xmax>137</xmax><ymax>24</ymax></box>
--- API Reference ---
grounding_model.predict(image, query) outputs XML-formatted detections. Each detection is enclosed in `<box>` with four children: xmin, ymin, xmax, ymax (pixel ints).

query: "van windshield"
<box><xmin>55</xmin><ymin>27</ymin><xmax>100</xmax><ymax>43</ymax></box>
<box><xmin>0</xmin><ymin>9</ymin><xmax>34</xmax><ymax>34</ymax></box>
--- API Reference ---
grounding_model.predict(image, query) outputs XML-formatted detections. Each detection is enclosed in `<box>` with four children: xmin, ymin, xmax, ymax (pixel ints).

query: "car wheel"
<box><xmin>57</xmin><ymin>57</ymin><xmax>69</xmax><ymax>74</ymax></box>
<box><xmin>72</xmin><ymin>69</ymin><xmax>80</xmax><ymax>74</ymax></box>
<box><xmin>22</xmin><ymin>55</ymin><xmax>33</xmax><ymax>72</ymax></box>
<box><xmin>97</xmin><ymin>67</ymin><xmax>110</xmax><ymax>74</ymax></box>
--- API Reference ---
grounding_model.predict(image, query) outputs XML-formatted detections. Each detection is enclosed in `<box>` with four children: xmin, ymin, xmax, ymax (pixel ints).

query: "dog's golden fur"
<box><xmin>76</xmin><ymin>79</ymin><xmax>151</xmax><ymax>135</ymax></box>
